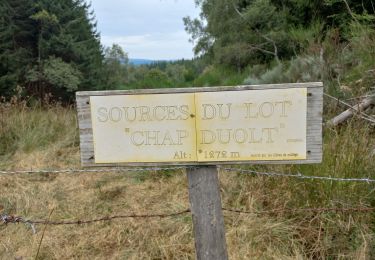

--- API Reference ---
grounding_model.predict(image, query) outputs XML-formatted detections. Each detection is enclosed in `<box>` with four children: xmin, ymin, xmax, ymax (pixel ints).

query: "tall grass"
<box><xmin>0</xmin><ymin>99</ymin><xmax>78</xmax><ymax>168</ymax></box>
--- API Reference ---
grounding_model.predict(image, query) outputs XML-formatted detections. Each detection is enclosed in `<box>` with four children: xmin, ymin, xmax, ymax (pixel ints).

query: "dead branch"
<box><xmin>328</xmin><ymin>96</ymin><xmax>375</xmax><ymax>126</ymax></box>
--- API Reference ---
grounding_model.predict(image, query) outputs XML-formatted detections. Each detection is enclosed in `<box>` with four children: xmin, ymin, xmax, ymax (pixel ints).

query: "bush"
<box><xmin>244</xmin><ymin>55</ymin><xmax>323</xmax><ymax>85</ymax></box>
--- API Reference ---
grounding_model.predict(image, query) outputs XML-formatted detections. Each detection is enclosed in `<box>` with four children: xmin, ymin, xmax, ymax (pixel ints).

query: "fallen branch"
<box><xmin>327</xmin><ymin>96</ymin><xmax>375</xmax><ymax>126</ymax></box>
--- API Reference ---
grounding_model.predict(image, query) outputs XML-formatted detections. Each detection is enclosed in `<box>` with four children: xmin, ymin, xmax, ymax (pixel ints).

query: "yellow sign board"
<box><xmin>90</xmin><ymin>93</ymin><xmax>197</xmax><ymax>163</ymax></box>
<box><xmin>195</xmin><ymin>88</ymin><xmax>307</xmax><ymax>161</ymax></box>
<box><xmin>90</xmin><ymin>88</ymin><xmax>307</xmax><ymax>163</ymax></box>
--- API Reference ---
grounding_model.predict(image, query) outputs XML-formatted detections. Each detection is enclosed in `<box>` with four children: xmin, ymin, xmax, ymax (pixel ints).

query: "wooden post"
<box><xmin>187</xmin><ymin>166</ymin><xmax>228</xmax><ymax>260</ymax></box>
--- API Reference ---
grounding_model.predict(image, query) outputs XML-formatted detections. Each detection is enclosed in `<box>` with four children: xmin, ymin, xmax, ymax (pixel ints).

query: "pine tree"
<box><xmin>0</xmin><ymin>0</ymin><xmax>105</xmax><ymax>101</ymax></box>
<box><xmin>25</xmin><ymin>0</ymin><xmax>104</xmax><ymax>99</ymax></box>
<box><xmin>0</xmin><ymin>0</ymin><xmax>36</xmax><ymax>97</ymax></box>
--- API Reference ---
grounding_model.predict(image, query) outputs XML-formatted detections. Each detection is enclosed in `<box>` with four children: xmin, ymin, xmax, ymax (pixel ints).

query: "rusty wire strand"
<box><xmin>1</xmin><ymin>209</ymin><xmax>191</xmax><ymax>226</ymax></box>
<box><xmin>1</xmin><ymin>207</ymin><xmax>374</xmax><ymax>229</ymax></box>
<box><xmin>222</xmin><ymin>207</ymin><xmax>375</xmax><ymax>215</ymax></box>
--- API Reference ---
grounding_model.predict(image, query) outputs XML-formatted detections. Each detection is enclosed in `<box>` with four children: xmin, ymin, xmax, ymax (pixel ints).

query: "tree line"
<box><xmin>1</xmin><ymin>0</ymin><xmax>375</xmax><ymax>102</ymax></box>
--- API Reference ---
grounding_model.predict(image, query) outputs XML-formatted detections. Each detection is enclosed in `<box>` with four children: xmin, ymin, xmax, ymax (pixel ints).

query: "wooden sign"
<box><xmin>76</xmin><ymin>82</ymin><xmax>323</xmax><ymax>166</ymax></box>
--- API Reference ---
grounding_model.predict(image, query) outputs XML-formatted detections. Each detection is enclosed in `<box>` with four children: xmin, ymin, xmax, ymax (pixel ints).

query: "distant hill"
<box><xmin>129</xmin><ymin>59</ymin><xmax>175</xmax><ymax>66</ymax></box>
<box><xmin>129</xmin><ymin>59</ymin><xmax>155</xmax><ymax>66</ymax></box>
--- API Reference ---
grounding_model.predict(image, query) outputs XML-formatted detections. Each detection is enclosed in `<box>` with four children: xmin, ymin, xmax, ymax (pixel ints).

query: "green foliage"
<box><xmin>194</xmin><ymin>65</ymin><xmax>250</xmax><ymax>86</ymax></box>
<box><xmin>43</xmin><ymin>58</ymin><xmax>82</xmax><ymax>92</ymax></box>
<box><xmin>193</xmin><ymin>66</ymin><xmax>221</xmax><ymax>86</ymax></box>
<box><xmin>185</xmin><ymin>0</ymin><xmax>375</xmax><ymax>72</ymax></box>
<box><xmin>244</xmin><ymin>63</ymin><xmax>285</xmax><ymax>85</ymax></box>
<box><xmin>244</xmin><ymin>55</ymin><xmax>323</xmax><ymax>84</ymax></box>
<box><xmin>140</xmin><ymin>69</ymin><xmax>172</xmax><ymax>89</ymax></box>
<box><xmin>184</xmin><ymin>0</ymin><xmax>294</xmax><ymax>69</ymax></box>
<box><xmin>288</xmin><ymin>20</ymin><xmax>325</xmax><ymax>53</ymax></box>
<box><xmin>122</xmin><ymin>58</ymin><xmax>206</xmax><ymax>89</ymax></box>
<box><xmin>165</xmin><ymin>64</ymin><xmax>189</xmax><ymax>83</ymax></box>
<box><xmin>102</xmin><ymin>44</ymin><xmax>128</xmax><ymax>89</ymax></box>
<box><xmin>30</xmin><ymin>9</ymin><xmax>58</xmax><ymax>25</ymax></box>
<box><xmin>26</xmin><ymin>57</ymin><xmax>82</xmax><ymax>92</ymax></box>
<box><xmin>0</xmin><ymin>0</ymin><xmax>104</xmax><ymax>101</ymax></box>
<box><xmin>338</xmin><ymin>22</ymin><xmax>375</xmax><ymax>94</ymax></box>
<box><xmin>0</xmin><ymin>0</ymin><xmax>36</xmax><ymax>97</ymax></box>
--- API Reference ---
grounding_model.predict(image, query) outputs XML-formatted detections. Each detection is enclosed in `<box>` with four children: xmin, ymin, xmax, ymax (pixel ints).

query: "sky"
<box><xmin>88</xmin><ymin>0</ymin><xmax>200</xmax><ymax>60</ymax></box>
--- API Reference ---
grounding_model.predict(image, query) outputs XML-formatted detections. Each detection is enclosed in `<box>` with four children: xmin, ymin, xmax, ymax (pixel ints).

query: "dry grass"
<box><xmin>0</xmin><ymin>102</ymin><xmax>374</xmax><ymax>259</ymax></box>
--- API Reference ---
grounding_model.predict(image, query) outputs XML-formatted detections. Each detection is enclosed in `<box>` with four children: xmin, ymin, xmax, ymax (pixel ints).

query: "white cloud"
<box><xmin>88</xmin><ymin>0</ymin><xmax>200</xmax><ymax>59</ymax></box>
<box><xmin>102</xmin><ymin>34</ymin><xmax>152</xmax><ymax>46</ymax></box>
<box><xmin>101</xmin><ymin>31</ymin><xmax>194</xmax><ymax>60</ymax></box>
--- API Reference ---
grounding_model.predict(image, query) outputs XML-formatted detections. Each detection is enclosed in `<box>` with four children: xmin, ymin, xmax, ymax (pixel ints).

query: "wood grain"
<box><xmin>187</xmin><ymin>166</ymin><xmax>228</xmax><ymax>260</ymax></box>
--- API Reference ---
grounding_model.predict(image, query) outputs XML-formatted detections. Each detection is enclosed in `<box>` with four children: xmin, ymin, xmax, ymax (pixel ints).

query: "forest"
<box><xmin>1</xmin><ymin>0</ymin><xmax>375</xmax><ymax>101</ymax></box>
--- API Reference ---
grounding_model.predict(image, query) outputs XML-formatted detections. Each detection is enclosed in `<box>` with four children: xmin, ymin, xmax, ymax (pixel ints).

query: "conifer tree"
<box><xmin>0</xmin><ymin>0</ymin><xmax>105</xmax><ymax>100</ymax></box>
<box><xmin>0</xmin><ymin>0</ymin><xmax>36</xmax><ymax>97</ymax></box>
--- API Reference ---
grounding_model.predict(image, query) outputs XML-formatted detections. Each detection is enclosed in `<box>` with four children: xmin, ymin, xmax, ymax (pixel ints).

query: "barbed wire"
<box><xmin>0</xmin><ymin>166</ymin><xmax>374</xmax><ymax>183</ymax></box>
<box><xmin>222</xmin><ymin>207</ymin><xmax>375</xmax><ymax>215</ymax></box>
<box><xmin>220</xmin><ymin>167</ymin><xmax>375</xmax><ymax>183</ymax></box>
<box><xmin>1</xmin><ymin>209</ymin><xmax>191</xmax><ymax>234</ymax></box>
<box><xmin>1</xmin><ymin>209</ymin><xmax>191</xmax><ymax>226</ymax></box>
<box><xmin>2</xmin><ymin>207</ymin><xmax>373</xmax><ymax>234</ymax></box>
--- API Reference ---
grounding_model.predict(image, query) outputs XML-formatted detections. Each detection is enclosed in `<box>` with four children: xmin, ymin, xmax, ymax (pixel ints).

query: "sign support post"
<box><xmin>76</xmin><ymin>82</ymin><xmax>323</xmax><ymax>259</ymax></box>
<box><xmin>186</xmin><ymin>166</ymin><xmax>228</xmax><ymax>260</ymax></box>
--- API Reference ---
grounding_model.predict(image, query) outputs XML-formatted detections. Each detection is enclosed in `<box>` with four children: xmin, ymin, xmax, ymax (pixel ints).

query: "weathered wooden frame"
<box><xmin>76</xmin><ymin>82</ymin><xmax>323</xmax><ymax>167</ymax></box>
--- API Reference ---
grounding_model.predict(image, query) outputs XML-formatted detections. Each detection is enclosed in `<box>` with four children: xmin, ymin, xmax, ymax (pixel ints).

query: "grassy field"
<box><xmin>0</xmin><ymin>99</ymin><xmax>374</xmax><ymax>259</ymax></box>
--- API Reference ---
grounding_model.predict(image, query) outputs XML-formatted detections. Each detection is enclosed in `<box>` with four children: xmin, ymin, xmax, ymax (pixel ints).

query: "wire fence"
<box><xmin>1</xmin><ymin>166</ymin><xmax>374</xmax><ymax>183</ymax></box>
<box><xmin>1</xmin><ymin>209</ymin><xmax>192</xmax><ymax>234</ymax></box>
<box><xmin>1</xmin><ymin>166</ymin><xmax>374</xmax><ymax>234</ymax></box>
<box><xmin>2</xmin><ymin>207</ymin><xmax>374</xmax><ymax>235</ymax></box>
<box><xmin>221</xmin><ymin>167</ymin><xmax>375</xmax><ymax>183</ymax></box>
